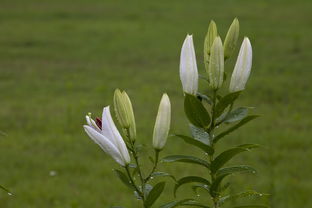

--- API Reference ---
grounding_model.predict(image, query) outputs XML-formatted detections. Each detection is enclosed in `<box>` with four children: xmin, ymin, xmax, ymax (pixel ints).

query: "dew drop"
<box><xmin>196</xmin><ymin>194</ymin><xmax>200</xmax><ymax>197</ymax></box>
<box><xmin>8</xmin><ymin>192</ymin><xmax>13</xmax><ymax>196</ymax></box>
<box><xmin>150</xmin><ymin>177</ymin><xmax>154</xmax><ymax>180</ymax></box>
<box><xmin>259</xmin><ymin>194</ymin><xmax>263</xmax><ymax>196</ymax></box>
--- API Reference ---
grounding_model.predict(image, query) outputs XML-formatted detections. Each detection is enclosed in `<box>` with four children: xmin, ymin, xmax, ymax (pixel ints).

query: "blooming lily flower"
<box><xmin>180</xmin><ymin>35</ymin><xmax>198</xmax><ymax>95</ymax></box>
<box><xmin>153</xmin><ymin>93</ymin><xmax>171</xmax><ymax>150</ymax></box>
<box><xmin>229</xmin><ymin>37</ymin><xmax>252</xmax><ymax>92</ymax></box>
<box><xmin>83</xmin><ymin>106</ymin><xmax>130</xmax><ymax>166</ymax></box>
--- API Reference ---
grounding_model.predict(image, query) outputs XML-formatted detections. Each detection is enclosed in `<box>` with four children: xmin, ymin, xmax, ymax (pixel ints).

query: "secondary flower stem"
<box><xmin>125</xmin><ymin>128</ymin><xmax>146</xmax><ymax>204</ymax></box>
<box><xmin>145</xmin><ymin>149</ymin><xmax>160</xmax><ymax>183</ymax></box>
<box><xmin>124</xmin><ymin>165</ymin><xmax>143</xmax><ymax>198</ymax></box>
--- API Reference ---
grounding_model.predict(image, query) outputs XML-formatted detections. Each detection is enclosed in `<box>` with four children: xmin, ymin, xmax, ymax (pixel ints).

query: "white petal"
<box><xmin>153</xmin><ymin>94</ymin><xmax>171</xmax><ymax>150</ymax></box>
<box><xmin>83</xmin><ymin>125</ymin><xmax>125</xmax><ymax>166</ymax></box>
<box><xmin>180</xmin><ymin>35</ymin><xmax>198</xmax><ymax>95</ymax></box>
<box><xmin>101</xmin><ymin>106</ymin><xmax>130</xmax><ymax>164</ymax></box>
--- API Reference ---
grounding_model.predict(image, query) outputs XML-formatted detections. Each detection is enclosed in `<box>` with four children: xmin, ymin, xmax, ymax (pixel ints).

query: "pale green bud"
<box><xmin>224</xmin><ymin>18</ymin><xmax>240</xmax><ymax>59</ymax></box>
<box><xmin>122</xmin><ymin>91</ymin><xmax>136</xmax><ymax>140</ymax></box>
<box><xmin>207</xmin><ymin>36</ymin><xmax>224</xmax><ymax>90</ymax></box>
<box><xmin>113</xmin><ymin>89</ymin><xmax>136</xmax><ymax>140</ymax></box>
<box><xmin>153</xmin><ymin>94</ymin><xmax>171</xmax><ymax>150</ymax></box>
<box><xmin>204</xmin><ymin>20</ymin><xmax>218</xmax><ymax>70</ymax></box>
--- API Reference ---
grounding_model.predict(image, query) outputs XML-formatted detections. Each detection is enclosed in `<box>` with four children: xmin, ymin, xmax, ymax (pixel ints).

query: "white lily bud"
<box><xmin>224</xmin><ymin>18</ymin><xmax>240</xmax><ymax>59</ymax></box>
<box><xmin>207</xmin><ymin>36</ymin><xmax>224</xmax><ymax>89</ymax></box>
<box><xmin>113</xmin><ymin>89</ymin><xmax>136</xmax><ymax>140</ymax></box>
<box><xmin>83</xmin><ymin>106</ymin><xmax>130</xmax><ymax>166</ymax></box>
<box><xmin>179</xmin><ymin>35</ymin><xmax>198</xmax><ymax>95</ymax></box>
<box><xmin>229</xmin><ymin>37</ymin><xmax>252</xmax><ymax>92</ymax></box>
<box><xmin>153</xmin><ymin>94</ymin><xmax>171</xmax><ymax>150</ymax></box>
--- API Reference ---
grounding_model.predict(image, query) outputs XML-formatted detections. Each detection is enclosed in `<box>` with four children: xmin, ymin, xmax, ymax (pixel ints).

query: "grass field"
<box><xmin>0</xmin><ymin>0</ymin><xmax>311</xmax><ymax>207</ymax></box>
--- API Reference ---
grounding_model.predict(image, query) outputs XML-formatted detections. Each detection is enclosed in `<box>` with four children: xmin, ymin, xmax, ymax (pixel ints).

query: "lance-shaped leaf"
<box><xmin>197</xmin><ymin>92</ymin><xmax>212</xmax><ymax>104</ymax></box>
<box><xmin>174</xmin><ymin>176</ymin><xmax>211</xmax><ymax>197</ymax></box>
<box><xmin>231</xmin><ymin>205</ymin><xmax>268</xmax><ymax>208</ymax></box>
<box><xmin>210</xmin><ymin>174</ymin><xmax>229</xmax><ymax>197</ymax></box>
<box><xmin>214</xmin><ymin>115</ymin><xmax>259</xmax><ymax>143</ymax></box>
<box><xmin>0</xmin><ymin>185</ymin><xmax>11</xmax><ymax>194</ymax></box>
<box><xmin>217</xmin><ymin>165</ymin><xmax>256</xmax><ymax>177</ymax></box>
<box><xmin>114</xmin><ymin>169</ymin><xmax>134</xmax><ymax>190</ymax></box>
<box><xmin>219</xmin><ymin>190</ymin><xmax>269</xmax><ymax>205</ymax></box>
<box><xmin>181</xmin><ymin>201</ymin><xmax>211</xmax><ymax>207</ymax></box>
<box><xmin>144</xmin><ymin>181</ymin><xmax>166</xmax><ymax>208</ymax></box>
<box><xmin>215</xmin><ymin>91</ymin><xmax>241</xmax><ymax>118</ymax></box>
<box><xmin>223</xmin><ymin>107</ymin><xmax>249</xmax><ymax>124</ymax></box>
<box><xmin>162</xmin><ymin>155</ymin><xmax>210</xmax><ymax>169</ymax></box>
<box><xmin>192</xmin><ymin>183</ymin><xmax>210</xmax><ymax>195</ymax></box>
<box><xmin>211</xmin><ymin>144</ymin><xmax>259</xmax><ymax>173</ymax></box>
<box><xmin>189</xmin><ymin>124</ymin><xmax>210</xmax><ymax>145</ymax></box>
<box><xmin>160</xmin><ymin>199</ymin><xmax>196</xmax><ymax>208</ymax></box>
<box><xmin>172</xmin><ymin>134</ymin><xmax>213</xmax><ymax>155</ymax></box>
<box><xmin>150</xmin><ymin>172</ymin><xmax>176</xmax><ymax>182</ymax></box>
<box><xmin>184</xmin><ymin>93</ymin><xmax>211</xmax><ymax>128</ymax></box>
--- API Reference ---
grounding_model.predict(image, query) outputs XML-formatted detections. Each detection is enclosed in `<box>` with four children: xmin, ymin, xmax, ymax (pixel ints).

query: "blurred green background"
<box><xmin>0</xmin><ymin>0</ymin><xmax>311</xmax><ymax>207</ymax></box>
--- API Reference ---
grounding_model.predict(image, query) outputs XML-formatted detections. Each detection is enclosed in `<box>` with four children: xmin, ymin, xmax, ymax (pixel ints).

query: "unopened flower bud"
<box><xmin>204</xmin><ymin>20</ymin><xmax>218</xmax><ymax>70</ymax></box>
<box><xmin>229</xmin><ymin>37</ymin><xmax>252</xmax><ymax>92</ymax></box>
<box><xmin>224</xmin><ymin>18</ymin><xmax>240</xmax><ymax>59</ymax></box>
<box><xmin>153</xmin><ymin>94</ymin><xmax>171</xmax><ymax>150</ymax></box>
<box><xmin>207</xmin><ymin>36</ymin><xmax>224</xmax><ymax>89</ymax></box>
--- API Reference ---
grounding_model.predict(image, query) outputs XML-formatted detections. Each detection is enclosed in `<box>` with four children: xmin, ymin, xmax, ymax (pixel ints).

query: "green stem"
<box><xmin>125</xmin><ymin>128</ymin><xmax>147</xmax><ymax>207</ymax></box>
<box><xmin>208</xmin><ymin>89</ymin><xmax>220</xmax><ymax>208</ymax></box>
<box><xmin>125</xmin><ymin>165</ymin><xmax>142</xmax><ymax>198</ymax></box>
<box><xmin>145</xmin><ymin>149</ymin><xmax>160</xmax><ymax>183</ymax></box>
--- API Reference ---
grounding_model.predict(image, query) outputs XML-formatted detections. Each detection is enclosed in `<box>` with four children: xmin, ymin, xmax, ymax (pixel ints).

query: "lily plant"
<box><xmin>83</xmin><ymin>18</ymin><xmax>268</xmax><ymax>208</ymax></box>
<box><xmin>83</xmin><ymin>91</ymin><xmax>171</xmax><ymax>208</ymax></box>
<box><xmin>161</xmin><ymin>18</ymin><xmax>268</xmax><ymax>208</ymax></box>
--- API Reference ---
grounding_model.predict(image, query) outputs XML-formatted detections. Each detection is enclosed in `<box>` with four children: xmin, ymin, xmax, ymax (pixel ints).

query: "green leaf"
<box><xmin>192</xmin><ymin>183</ymin><xmax>210</xmax><ymax>195</ymax></box>
<box><xmin>189</xmin><ymin>124</ymin><xmax>210</xmax><ymax>145</ymax></box>
<box><xmin>211</xmin><ymin>144</ymin><xmax>259</xmax><ymax>173</ymax></box>
<box><xmin>223</xmin><ymin>107</ymin><xmax>249</xmax><ymax>124</ymax></box>
<box><xmin>182</xmin><ymin>201</ymin><xmax>211</xmax><ymax>207</ymax></box>
<box><xmin>113</xmin><ymin>169</ymin><xmax>134</xmax><ymax>190</ymax></box>
<box><xmin>210</xmin><ymin>174</ymin><xmax>228</xmax><ymax>197</ymax></box>
<box><xmin>219</xmin><ymin>190</ymin><xmax>269</xmax><ymax>205</ymax></box>
<box><xmin>150</xmin><ymin>172</ymin><xmax>176</xmax><ymax>181</ymax></box>
<box><xmin>196</xmin><ymin>92</ymin><xmax>212</xmax><ymax>104</ymax></box>
<box><xmin>162</xmin><ymin>155</ymin><xmax>210</xmax><ymax>169</ymax></box>
<box><xmin>172</xmin><ymin>134</ymin><xmax>213</xmax><ymax>155</ymax></box>
<box><xmin>0</xmin><ymin>185</ymin><xmax>11</xmax><ymax>194</ymax></box>
<box><xmin>211</xmin><ymin>166</ymin><xmax>256</xmax><ymax>196</ymax></box>
<box><xmin>215</xmin><ymin>91</ymin><xmax>241</xmax><ymax>118</ymax></box>
<box><xmin>160</xmin><ymin>199</ymin><xmax>195</xmax><ymax>208</ymax></box>
<box><xmin>144</xmin><ymin>184</ymin><xmax>153</xmax><ymax>197</ymax></box>
<box><xmin>231</xmin><ymin>205</ymin><xmax>268</xmax><ymax>208</ymax></box>
<box><xmin>144</xmin><ymin>181</ymin><xmax>166</xmax><ymax>208</ymax></box>
<box><xmin>214</xmin><ymin>115</ymin><xmax>259</xmax><ymax>143</ymax></box>
<box><xmin>174</xmin><ymin>176</ymin><xmax>211</xmax><ymax>197</ymax></box>
<box><xmin>184</xmin><ymin>93</ymin><xmax>211</xmax><ymax>128</ymax></box>
<box><xmin>217</xmin><ymin>165</ymin><xmax>256</xmax><ymax>177</ymax></box>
